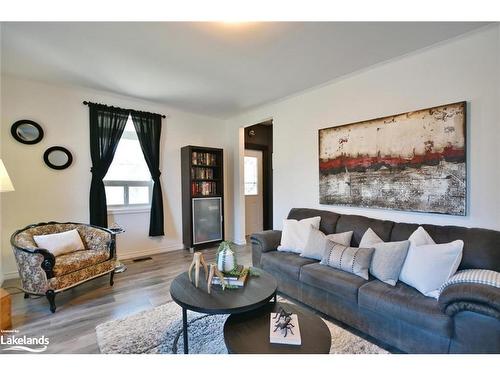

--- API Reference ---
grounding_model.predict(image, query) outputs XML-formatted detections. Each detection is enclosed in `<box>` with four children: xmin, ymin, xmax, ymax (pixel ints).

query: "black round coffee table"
<box><xmin>224</xmin><ymin>302</ymin><xmax>331</xmax><ymax>354</ymax></box>
<box><xmin>170</xmin><ymin>267</ymin><xmax>277</xmax><ymax>353</ymax></box>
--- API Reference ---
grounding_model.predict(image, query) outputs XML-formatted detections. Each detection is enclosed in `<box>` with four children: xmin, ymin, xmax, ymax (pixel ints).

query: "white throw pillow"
<box><xmin>408</xmin><ymin>226</ymin><xmax>436</xmax><ymax>246</ymax></box>
<box><xmin>301</xmin><ymin>227</ymin><xmax>353</xmax><ymax>260</ymax></box>
<box><xmin>399</xmin><ymin>227</ymin><xmax>464</xmax><ymax>298</ymax></box>
<box><xmin>277</xmin><ymin>216</ymin><xmax>321</xmax><ymax>254</ymax></box>
<box><xmin>33</xmin><ymin>229</ymin><xmax>85</xmax><ymax>257</ymax></box>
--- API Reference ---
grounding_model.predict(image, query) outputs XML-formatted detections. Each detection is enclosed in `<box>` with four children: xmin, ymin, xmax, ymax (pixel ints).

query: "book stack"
<box><xmin>211</xmin><ymin>265</ymin><xmax>248</xmax><ymax>287</ymax></box>
<box><xmin>191</xmin><ymin>167</ymin><xmax>214</xmax><ymax>179</ymax></box>
<box><xmin>270</xmin><ymin>313</ymin><xmax>301</xmax><ymax>346</ymax></box>
<box><xmin>191</xmin><ymin>181</ymin><xmax>217</xmax><ymax>196</ymax></box>
<box><xmin>192</xmin><ymin>152</ymin><xmax>216</xmax><ymax>166</ymax></box>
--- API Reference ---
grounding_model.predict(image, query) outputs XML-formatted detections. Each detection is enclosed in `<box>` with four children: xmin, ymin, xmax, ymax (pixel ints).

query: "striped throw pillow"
<box><xmin>439</xmin><ymin>269</ymin><xmax>500</xmax><ymax>296</ymax></box>
<box><xmin>320</xmin><ymin>240</ymin><xmax>374</xmax><ymax>280</ymax></box>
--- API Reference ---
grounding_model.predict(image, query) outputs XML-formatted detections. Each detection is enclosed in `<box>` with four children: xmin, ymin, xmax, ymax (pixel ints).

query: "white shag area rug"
<box><xmin>96</xmin><ymin>297</ymin><xmax>388</xmax><ymax>354</ymax></box>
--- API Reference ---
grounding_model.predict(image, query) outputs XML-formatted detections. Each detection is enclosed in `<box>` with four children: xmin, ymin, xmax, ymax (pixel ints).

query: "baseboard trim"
<box><xmin>231</xmin><ymin>238</ymin><xmax>247</xmax><ymax>246</ymax></box>
<box><xmin>3</xmin><ymin>270</ymin><xmax>20</xmax><ymax>280</ymax></box>
<box><xmin>118</xmin><ymin>244</ymin><xmax>184</xmax><ymax>261</ymax></box>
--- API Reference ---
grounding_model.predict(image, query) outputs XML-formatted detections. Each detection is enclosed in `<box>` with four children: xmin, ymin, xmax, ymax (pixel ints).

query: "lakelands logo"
<box><xmin>1</xmin><ymin>330</ymin><xmax>49</xmax><ymax>353</ymax></box>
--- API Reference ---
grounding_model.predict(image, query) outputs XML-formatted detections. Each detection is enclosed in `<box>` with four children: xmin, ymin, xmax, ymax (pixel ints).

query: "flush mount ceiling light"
<box><xmin>219</xmin><ymin>21</ymin><xmax>252</xmax><ymax>26</ymax></box>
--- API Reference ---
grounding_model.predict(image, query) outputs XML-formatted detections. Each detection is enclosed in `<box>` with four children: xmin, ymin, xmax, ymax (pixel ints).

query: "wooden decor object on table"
<box><xmin>188</xmin><ymin>252</ymin><xmax>208</xmax><ymax>288</ymax></box>
<box><xmin>207</xmin><ymin>263</ymin><xmax>227</xmax><ymax>294</ymax></box>
<box><xmin>0</xmin><ymin>288</ymin><xmax>12</xmax><ymax>330</ymax></box>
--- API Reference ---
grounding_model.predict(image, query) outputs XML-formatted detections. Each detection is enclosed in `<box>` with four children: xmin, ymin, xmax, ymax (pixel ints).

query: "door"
<box><xmin>245</xmin><ymin>149</ymin><xmax>263</xmax><ymax>236</ymax></box>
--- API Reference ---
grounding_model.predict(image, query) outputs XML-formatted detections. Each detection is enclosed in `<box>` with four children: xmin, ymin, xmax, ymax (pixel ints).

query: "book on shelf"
<box><xmin>269</xmin><ymin>313</ymin><xmax>301</xmax><ymax>346</ymax></box>
<box><xmin>192</xmin><ymin>151</ymin><xmax>216</xmax><ymax>166</ymax></box>
<box><xmin>191</xmin><ymin>181</ymin><xmax>217</xmax><ymax>196</ymax></box>
<box><xmin>191</xmin><ymin>166</ymin><xmax>214</xmax><ymax>179</ymax></box>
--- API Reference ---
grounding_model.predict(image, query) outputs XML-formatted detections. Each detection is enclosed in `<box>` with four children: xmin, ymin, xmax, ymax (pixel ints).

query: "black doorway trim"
<box><xmin>245</xmin><ymin>143</ymin><xmax>273</xmax><ymax>230</ymax></box>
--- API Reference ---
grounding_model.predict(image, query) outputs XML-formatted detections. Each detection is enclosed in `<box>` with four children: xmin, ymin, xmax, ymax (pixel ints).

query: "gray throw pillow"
<box><xmin>301</xmin><ymin>227</ymin><xmax>353</xmax><ymax>260</ymax></box>
<box><xmin>320</xmin><ymin>240</ymin><xmax>374</xmax><ymax>280</ymax></box>
<box><xmin>360</xmin><ymin>228</ymin><xmax>410</xmax><ymax>286</ymax></box>
<box><xmin>370</xmin><ymin>240</ymin><xmax>410</xmax><ymax>286</ymax></box>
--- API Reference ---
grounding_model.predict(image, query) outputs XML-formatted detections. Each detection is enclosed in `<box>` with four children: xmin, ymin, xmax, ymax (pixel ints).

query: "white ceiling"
<box><xmin>1</xmin><ymin>22</ymin><xmax>488</xmax><ymax>118</ymax></box>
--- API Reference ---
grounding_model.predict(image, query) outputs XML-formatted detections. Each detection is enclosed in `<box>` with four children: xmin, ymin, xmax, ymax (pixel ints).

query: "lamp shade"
<box><xmin>0</xmin><ymin>159</ymin><xmax>15</xmax><ymax>192</ymax></box>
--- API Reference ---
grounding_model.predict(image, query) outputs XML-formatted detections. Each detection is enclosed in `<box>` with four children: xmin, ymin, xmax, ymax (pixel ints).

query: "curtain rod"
<box><xmin>82</xmin><ymin>101</ymin><xmax>166</xmax><ymax>119</ymax></box>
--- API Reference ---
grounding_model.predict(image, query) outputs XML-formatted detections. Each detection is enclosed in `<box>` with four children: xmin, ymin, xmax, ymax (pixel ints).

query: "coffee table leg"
<box><xmin>182</xmin><ymin>307</ymin><xmax>188</xmax><ymax>354</ymax></box>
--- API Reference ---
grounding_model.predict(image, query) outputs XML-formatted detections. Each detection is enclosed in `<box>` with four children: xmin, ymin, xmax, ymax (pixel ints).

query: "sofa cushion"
<box><xmin>288</xmin><ymin>208</ymin><xmax>340</xmax><ymax>234</ymax></box>
<box><xmin>261</xmin><ymin>251</ymin><xmax>317</xmax><ymax>280</ymax></box>
<box><xmin>335</xmin><ymin>214</ymin><xmax>394</xmax><ymax>247</ymax></box>
<box><xmin>300</xmin><ymin>263</ymin><xmax>369</xmax><ymax>303</ymax></box>
<box><xmin>391</xmin><ymin>222</ymin><xmax>500</xmax><ymax>272</ymax></box>
<box><xmin>358</xmin><ymin>280</ymin><xmax>452</xmax><ymax>336</ymax></box>
<box><xmin>52</xmin><ymin>249</ymin><xmax>110</xmax><ymax>277</ymax></box>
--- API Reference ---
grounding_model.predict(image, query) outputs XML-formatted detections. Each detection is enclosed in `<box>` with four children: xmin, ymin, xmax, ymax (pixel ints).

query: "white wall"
<box><xmin>0</xmin><ymin>23</ymin><xmax>4</xmax><ymax>286</ymax></box>
<box><xmin>225</xmin><ymin>25</ymin><xmax>500</xmax><ymax>243</ymax></box>
<box><xmin>1</xmin><ymin>76</ymin><xmax>225</xmax><ymax>279</ymax></box>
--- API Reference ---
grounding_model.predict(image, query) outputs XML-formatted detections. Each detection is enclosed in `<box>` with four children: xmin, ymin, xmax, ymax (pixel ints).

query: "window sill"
<box><xmin>107</xmin><ymin>206</ymin><xmax>151</xmax><ymax>215</ymax></box>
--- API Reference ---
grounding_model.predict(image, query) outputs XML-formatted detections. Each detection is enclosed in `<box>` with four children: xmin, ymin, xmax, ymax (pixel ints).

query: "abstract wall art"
<box><xmin>318</xmin><ymin>101</ymin><xmax>467</xmax><ymax>215</ymax></box>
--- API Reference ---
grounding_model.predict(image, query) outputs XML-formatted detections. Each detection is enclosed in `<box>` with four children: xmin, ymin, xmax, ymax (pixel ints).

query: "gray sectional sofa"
<box><xmin>251</xmin><ymin>208</ymin><xmax>500</xmax><ymax>353</ymax></box>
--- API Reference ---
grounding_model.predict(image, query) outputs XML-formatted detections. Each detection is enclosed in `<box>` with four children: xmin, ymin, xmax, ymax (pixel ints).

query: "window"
<box><xmin>104</xmin><ymin>117</ymin><xmax>152</xmax><ymax>208</ymax></box>
<box><xmin>244</xmin><ymin>156</ymin><xmax>258</xmax><ymax>195</ymax></box>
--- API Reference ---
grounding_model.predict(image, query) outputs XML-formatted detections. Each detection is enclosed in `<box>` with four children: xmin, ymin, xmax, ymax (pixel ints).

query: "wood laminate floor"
<box><xmin>1</xmin><ymin>245</ymin><xmax>252</xmax><ymax>354</ymax></box>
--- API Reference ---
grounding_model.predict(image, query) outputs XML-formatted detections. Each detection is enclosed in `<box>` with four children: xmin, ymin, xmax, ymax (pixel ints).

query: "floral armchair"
<box><xmin>11</xmin><ymin>222</ymin><xmax>116</xmax><ymax>313</ymax></box>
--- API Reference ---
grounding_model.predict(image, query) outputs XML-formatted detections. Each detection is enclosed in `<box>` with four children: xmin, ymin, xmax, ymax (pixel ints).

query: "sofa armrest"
<box><xmin>250</xmin><ymin>230</ymin><xmax>282</xmax><ymax>267</ymax></box>
<box><xmin>80</xmin><ymin>225</ymin><xmax>114</xmax><ymax>251</ymax></box>
<box><xmin>438</xmin><ymin>283</ymin><xmax>500</xmax><ymax>320</ymax></box>
<box><xmin>12</xmin><ymin>247</ymin><xmax>54</xmax><ymax>294</ymax></box>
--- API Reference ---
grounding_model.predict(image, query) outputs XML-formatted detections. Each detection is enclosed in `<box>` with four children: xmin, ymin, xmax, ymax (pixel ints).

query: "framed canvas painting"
<box><xmin>318</xmin><ymin>101</ymin><xmax>467</xmax><ymax>215</ymax></box>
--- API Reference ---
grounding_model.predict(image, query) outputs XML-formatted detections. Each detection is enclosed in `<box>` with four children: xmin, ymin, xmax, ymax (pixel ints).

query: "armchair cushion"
<box><xmin>438</xmin><ymin>269</ymin><xmax>500</xmax><ymax>319</ymax></box>
<box><xmin>52</xmin><ymin>248</ymin><xmax>110</xmax><ymax>277</ymax></box>
<box><xmin>48</xmin><ymin>259</ymin><xmax>116</xmax><ymax>292</ymax></box>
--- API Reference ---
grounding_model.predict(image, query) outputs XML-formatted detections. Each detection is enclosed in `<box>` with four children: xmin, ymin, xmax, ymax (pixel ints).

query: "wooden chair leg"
<box><xmin>46</xmin><ymin>290</ymin><xmax>56</xmax><ymax>313</ymax></box>
<box><xmin>213</xmin><ymin>267</ymin><xmax>227</xmax><ymax>290</ymax></box>
<box><xmin>110</xmin><ymin>270</ymin><xmax>115</xmax><ymax>286</ymax></box>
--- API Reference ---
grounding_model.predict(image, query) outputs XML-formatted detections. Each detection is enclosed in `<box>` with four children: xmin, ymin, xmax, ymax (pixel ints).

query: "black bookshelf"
<box><xmin>181</xmin><ymin>145</ymin><xmax>224</xmax><ymax>250</ymax></box>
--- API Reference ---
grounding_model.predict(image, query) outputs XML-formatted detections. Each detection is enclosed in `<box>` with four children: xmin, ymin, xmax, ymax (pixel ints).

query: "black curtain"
<box><xmin>89</xmin><ymin>103</ymin><xmax>129</xmax><ymax>227</ymax></box>
<box><xmin>130</xmin><ymin>110</ymin><xmax>164</xmax><ymax>236</ymax></box>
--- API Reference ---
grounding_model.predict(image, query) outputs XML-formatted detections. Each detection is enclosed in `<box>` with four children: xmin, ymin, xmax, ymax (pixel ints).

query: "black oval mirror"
<box><xmin>11</xmin><ymin>120</ymin><xmax>44</xmax><ymax>144</ymax></box>
<box><xmin>43</xmin><ymin>146</ymin><xmax>73</xmax><ymax>170</ymax></box>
